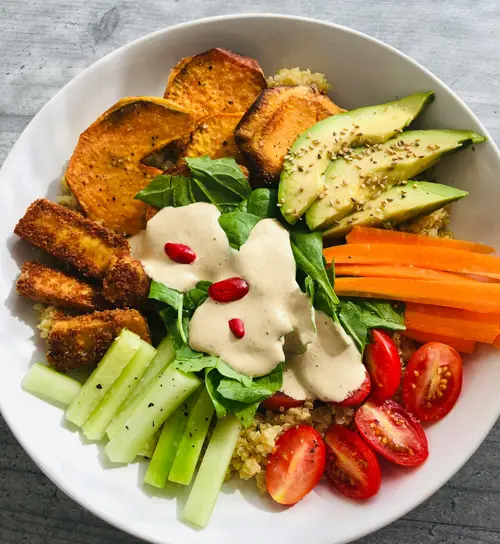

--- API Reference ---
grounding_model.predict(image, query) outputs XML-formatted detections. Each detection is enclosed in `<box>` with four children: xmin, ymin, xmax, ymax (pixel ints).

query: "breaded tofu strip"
<box><xmin>102</xmin><ymin>255</ymin><xmax>151</xmax><ymax>308</ymax></box>
<box><xmin>17</xmin><ymin>261</ymin><xmax>107</xmax><ymax>312</ymax></box>
<box><xmin>14</xmin><ymin>199</ymin><xmax>130</xmax><ymax>279</ymax></box>
<box><xmin>47</xmin><ymin>309</ymin><xmax>151</xmax><ymax>372</ymax></box>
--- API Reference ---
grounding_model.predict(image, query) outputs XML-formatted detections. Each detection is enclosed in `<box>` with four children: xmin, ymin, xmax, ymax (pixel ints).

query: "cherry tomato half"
<box><xmin>324</xmin><ymin>424</ymin><xmax>381</xmax><ymax>499</ymax></box>
<box><xmin>364</xmin><ymin>329</ymin><xmax>401</xmax><ymax>402</ymax></box>
<box><xmin>260</xmin><ymin>392</ymin><xmax>305</xmax><ymax>411</ymax></box>
<box><xmin>337</xmin><ymin>372</ymin><xmax>371</xmax><ymax>406</ymax></box>
<box><xmin>355</xmin><ymin>399</ymin><xmax>429</xmax><ymax>467</ymax></box>
<box><xmin>402</xmin><ymin>342</ymin><xmax>463</xmax><ymax>422</ymax></box>
<box><xmin>266</xmin><ymin>425</ymin><xmax>326</xmax><ymax>505</ymax></box>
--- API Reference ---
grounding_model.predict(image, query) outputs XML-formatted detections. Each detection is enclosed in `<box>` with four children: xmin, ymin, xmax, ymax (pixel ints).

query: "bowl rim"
<box><xmin>1</xmin><ymin>12</ymin><xmax>499</xmax><ymax>544</ymax></box>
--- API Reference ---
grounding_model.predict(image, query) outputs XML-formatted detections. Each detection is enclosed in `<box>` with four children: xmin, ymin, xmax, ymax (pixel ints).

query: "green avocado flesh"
<box><xmin>305</xmin><ymin>129</ymin><xmax>484</xmax><ymax>230</ymax></box>
<box><xmin>278</xmin><ymin>92</ymin><xmax>434</xmax><ymax>225</ymax></box>
<box><xmin>322</xmin><ymin>181</ymin><xmax>468</xmax><ymax>242</ymax></box>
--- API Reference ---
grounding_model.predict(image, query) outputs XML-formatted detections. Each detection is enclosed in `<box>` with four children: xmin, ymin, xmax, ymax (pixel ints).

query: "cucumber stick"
<box><xmin>138</xmin><ymin>430</ymin><xmax>161</xmax><ymax>458</ymax></box>
<box><xmin>23</xmin><ymin>363</ymin><xmax>82</xmax><ymax>406</ymax></box>
<box><xmin>143</xmin><ymin>397</ymin><xmax>194</xmax><ymax>488</ymax></box>
<box><xmin>183</xmin><ymin>416</ymin><xmax>242</xmax><ymax>528</ymax></box>
<box><xmin>66</xmin><ymin>329</ymin><xmax>142</xmax><ymax>427</ymax></box>
<box><xmin>105</xmin><ymin>365</ymin><xmax>201</xmax><ymax>464</ymax></box>
<box><xmin>82</xmin><ymin>341</ymin><xmax>157</xmax><ymax>440</ymax></box>
<box><xmin>168</xmin><ymin>386</ymin><xmax>215</xmax><ymax>486</ymax></box>
<box><xmin>106</xmin><ymin>335</ymin><xmax>176</xmax><ymax>439</ymax></box>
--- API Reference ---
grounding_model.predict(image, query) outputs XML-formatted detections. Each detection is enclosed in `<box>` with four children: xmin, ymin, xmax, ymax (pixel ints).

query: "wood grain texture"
<box><xmin>1</xmin><ymin>0</ymin><xmax>499</xmax><ymax>543</ymax></box>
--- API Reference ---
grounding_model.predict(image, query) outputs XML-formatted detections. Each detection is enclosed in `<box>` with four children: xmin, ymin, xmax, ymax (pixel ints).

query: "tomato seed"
<box><xmin>164</xmin><ymin>242</ymin><xmax>196</xmax><ymax>264</ymax></box>
<box><xmin>209</xmin><ymin>277</ymin><xmax>249</xmax><ymax>302</ymax></box>
<box><xmin>229</xmin><ymin>318</ymin><xmax>245</xmax><ymax>339</ymax></box>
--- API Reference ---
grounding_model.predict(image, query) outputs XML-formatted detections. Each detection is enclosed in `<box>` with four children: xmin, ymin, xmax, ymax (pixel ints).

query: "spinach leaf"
<box><xmin>185</xmin><ymin>157</ymin><xmax>251</xmax><ymax>210</ymax></box>
<box><xmin>149</xmin><ymin>281</ymin><xmax>183</xmax><ymax>310</ymax></box>
<box><xmin>290</xmin><ymin>230</ymin><xmax>339</xmax><ymax>317</ymax></box>
<box><xmin>341</xmin><ymin>298</ymin><xmax>406</xmax><ymax>332</ymax></box>
<box><xmin>246</xmin><ymin>188</ymin><xmax>279</xmax><ymax>219</ymax></box>
<box><xmin>337</xmin><ymin>301</ymin><xmax>369</xmax><ymax>353</ymax></box>
<box><xmin>183</xmin><ymin>281</ymin><xmax>211</xmax><ymax>311</ymax></box>
<box><xmin>217</xmin><ymin>363</ymin><xmax>283</xmax><ymax>403</ymax></box>
<box><xmin>135</xmin><ymin>175</ymin><xmax>187</xmax><ymax>208</ymax></box>
<box><xmin>218</xmin><ymin>211</ymin><xmax>261</xmax><ymax>249</ymax></box>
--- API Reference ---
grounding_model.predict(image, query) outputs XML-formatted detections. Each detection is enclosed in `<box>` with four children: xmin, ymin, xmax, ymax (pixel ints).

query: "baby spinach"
<box><xmin>135</xmin><ymin>175</ymin><xmax>187</xmax><ymax>208</ymax></box>
<box><xmin>290</xmin><ymin>230</ymin><xmax>339</xmax><ymax>317</ymax></box>
<box><xmin>218</xmin><ymin>211</ymin><xmax>261</xmax><ymax>249</ymax></box>
<box><xmin>246</xmin><ymin>188</ymin><xmax>279</xmax><ymax>219</ymax></box>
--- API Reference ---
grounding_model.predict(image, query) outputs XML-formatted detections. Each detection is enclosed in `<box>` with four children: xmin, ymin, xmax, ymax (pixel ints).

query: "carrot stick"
<box><xmin>404</xmin><ymin>305</ymin><xmax>500</xmax><ymax>343</ymax></box>
<box><xmin>334</xmin><ymin>264</ymin><xmax>475</xmax><ymax>283</ymax></box>
<box><xmin>345</xmin><ymin>226</ymin><xmax>495</xmax><ymax>255</ymax></box>
<box><xmin>325</xmin><ymin>244</ymin><xmax>500</xmax><ymax>280</ymax></box>
<box><xmin>334</xmin><ymin>277</ymin><xmax>500</xmax><ymax>313</ymax></box>
<box><xmin>402</xmin><ymin>329</ymin><xmax>476</xmax><ymax>354</ymax></box>
<box><xmin>493</xmin><ymin>334</ymin><xmax>500</xmax><ymax>349</ymax></box>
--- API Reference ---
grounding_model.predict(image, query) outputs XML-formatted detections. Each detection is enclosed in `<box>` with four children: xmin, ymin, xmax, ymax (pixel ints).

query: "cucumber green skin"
<box><xmin>168</xmin><ymin>386</ymin><xmax>215</xmax><ymax>486</ymax></box>
<box><xmin>306</xmin><ymin>129</ymin><xmax>485</xmax><ymax>230</ymax></box>
<box><xmin>278</xmin><ymin>92</ymin><xmax>435</xmax><ymax>225</ymax></box>
<box><xmin>22</xmin><ymin>363</ymin><xmax>82</xmax><ymax>406</ymax></box>
<box><xmin>104</xmin><ymin>365</ymin><xmax>201</xmax><ymax>464</ymax></box>
<box><xmin>183</xmin><ymin>416</ymin><xmax>242</xmax><ymax>528</ymax></box>
<box><xmin>322</xmin><ymin>181</ymin><xmax>468</xmax><ymax>242</ymax></box>
<box><xmin>106</xmin><ymin>336</ymin><xmax>176</xmax><ymax>439</ymax></box>
<box><xmin>143</xmin><ymin>396</ymin><xmax>194</xmax><ymax>487</ymax></box>
<box><xmin>82</xmin><ymin>341</ymin><xmax>157</xmax><ymax>441</ymax></box>
<box><xmin>66</xmin><ymin>329</ymin><xmax>142</xmax><ymax>427</ymax></box>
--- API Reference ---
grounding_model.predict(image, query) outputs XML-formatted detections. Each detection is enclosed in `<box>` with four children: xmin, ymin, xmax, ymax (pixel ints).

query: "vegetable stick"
<box><xmin>345</xmin><ymin>226</ymin><xmax>495</xmax><ymax>255</ymax></box>
<box><xmin>334</xmin><ymin>277</ymin><xmax>500</xmax><ymax>313</ymax></box>
<box><xmin>168</xmin><ymin>386</ymin><xmax>215</xmax><ymax>486</ymax></box>
<box><xmin>143</xmin><ymin>398</ymin><xmax>194</xmax><ymax>488</ymax></box>
<box><xmin>106</xmin><ymin>336</ymin><xmax>175</xmax><ymax>439</ymax></box>
<box><xmin>82</xmin><ymin>341</ymin><xmax>157</xmax><ymax>441</ymax></box>
<box><xmin>324</xmin><ymin>244</ymin><xmax>500</xmax><ymax>279</ymax></box>
<box><xmin>104</xmin><ymin>365</ymin><xmax>201</xmax><ymax>464</ymax></box>
<box><xmin>493</xmin><ymin>334</ymin><xmax>500</xmax><ymax>349</ymax></box>
<box><xmin>183</xmin><ymin>416</ymin><xmax>242</xmax><ymax>528</ymax></box>
<box><xmin>23</xmin><ymin>363</ymin><xmax>82</xmax><ymax>406</ymax></box>
<box><xmin>334</xmin><ymin>264</ymin><xmax>474</xmax><ymax>283</ymax></box>
<box><xmin>403</xmin><ymin>329</ymin><xmax>476</xmax><ymax>354</ymax></box>
<box><xmin>66</xmin><ymin>329</ymin><xmax>142</xmax><ymax>427</ymax></box>
<box><xmin>405</xmin><ymin>303</ymin><xmax>500</xmax><ymax>343</ymax></box>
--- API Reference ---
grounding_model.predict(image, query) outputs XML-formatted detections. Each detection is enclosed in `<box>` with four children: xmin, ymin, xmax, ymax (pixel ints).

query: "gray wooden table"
<box><xmin>1</xmin><ymin>1</ymin><xmax>499</xmax><ymax>543</ymax></box>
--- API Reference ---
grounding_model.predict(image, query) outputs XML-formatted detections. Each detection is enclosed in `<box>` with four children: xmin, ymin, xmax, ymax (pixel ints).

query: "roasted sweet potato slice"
<box><xmin>183</xmin><ymin>112</ymin><xmax>244</xmax><ymax>161</ymax></box>
<box><xmin>235</xmin><ymin>86</ymin><xmax>345</xmax><ymax>184</ymax></box>
<box><xmin>66</xmin><ymin>97</ymin><xmax>195</xmax><ymax>235</ymax></box>
<box><xmin>164</xmin><ymin>48</ymin><xmax>266</xmax><ymax>120</ymax></box>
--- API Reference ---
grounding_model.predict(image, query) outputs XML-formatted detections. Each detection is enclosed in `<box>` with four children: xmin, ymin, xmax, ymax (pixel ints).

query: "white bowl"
<box><xmin>1</xmin><ymin>13</ymin><xmax>499</xmax><ymax>544</ymax></box>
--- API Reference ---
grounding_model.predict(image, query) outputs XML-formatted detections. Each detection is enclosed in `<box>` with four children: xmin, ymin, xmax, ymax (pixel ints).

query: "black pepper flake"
<box><xmin>189</xmin><ymin>432</ymin><xmax>192</xmax><ymax>438</ymax></box>
<box><xmin>184</xmin><ymin>412</ymin><xmax>189</xmax><ymax>417</ymax></box>
<box><xmin>148</xmin><ymin>403</ymin><xmax>154</xmax><ymax>408</ymax></box>
<box><xmin>152</xmin><ymin>421</ymin><xmax>155</xmax><ymax>427</ymax></box>
<box><xmin>125</xmin><ymin>425</ymin><xmax>129</xmax><ymax>430</ymax></box>
<box><xmin>96</xmin><ymin>384</ymin><xmax>102</xmax><ymax>390</ymax></box>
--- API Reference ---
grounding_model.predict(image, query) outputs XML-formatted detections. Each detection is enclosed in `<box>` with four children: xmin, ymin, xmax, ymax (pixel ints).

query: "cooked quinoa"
<box><xmin>398</xmin><ymin>207</ymin><xmax>451</xmax><ymax>237</ymax></box>
<box><xmin>267</xmin><ymin>67</ymin><xmax>331</xmax><ymax>93</ymax></box>
<box><xmin>57</xmin><ymin>176</ymin><xmax>80</xmax><ymax>211</ymax></box>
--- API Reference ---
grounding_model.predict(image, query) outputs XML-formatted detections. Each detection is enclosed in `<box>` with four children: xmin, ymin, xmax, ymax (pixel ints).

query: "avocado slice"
<box><xmin>306</xmin><ymin>129</ymin><xmax>484</xmax><ymax>230</ymax></box>
<box><xmin>322</xmin><ymin>181</ymin><xmax>468</xmax><ymax>242</ymax></box>
<box><xmin>278</xmin><ymin>92</ymin><xmax>434</xmax><ymax>224</ymax></box>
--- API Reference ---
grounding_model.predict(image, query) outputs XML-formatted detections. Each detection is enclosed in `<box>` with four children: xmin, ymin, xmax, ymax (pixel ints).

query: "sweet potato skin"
<box><xmin>14</xmin><ymin>199</ymin><xmax>129</xmax><ymax>279</ymax></box>
<box><xmin>66</xmin><ymin>97</ymin><xmax>195</xmax><ymax>234</ymax></box>
<box><xmin>235</xmin><ymin>85</ymin><xmax>345</xmax><ymax>184</ymax></box>
<box><xmin>164</xmin><ymin>48</ymin><xmax>266</xmax><ymax>120</ymax></box>
<box><xmin>183</xmin><ymin>112</ymin><xmax>245</xmax><ymax>161</ymax></box>
<box><xmin>17</xmin><ymin>261</ymin><xmax>108</xmax><ymax>312</ymax></box>
<box><xmin>47</xmin><ymin>309</ymin><xmax>151</xmax><ymax>371</ymax></box>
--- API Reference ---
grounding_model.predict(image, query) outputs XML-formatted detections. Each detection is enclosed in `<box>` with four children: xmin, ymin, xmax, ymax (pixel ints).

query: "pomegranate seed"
<box><xmin>209</xmin><ymin>277</ymin><xmax>249</xmax><ymax>303</ymax></box>
<box><xmin>164</xmin><ymin>242</ymin><xmax>196</xmax><ymax>264</ymax></box>
<box><xmin>229</xmin><ymin>318</ymin><xmax>245</xmax><ymax>339</ymax></box>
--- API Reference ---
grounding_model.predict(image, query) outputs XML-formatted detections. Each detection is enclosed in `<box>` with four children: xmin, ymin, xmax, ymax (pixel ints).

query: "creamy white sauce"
<box><xmin>131</xmin><ymin>203</ymin><xmax>315</xmax><ymax>377</ymax></box>
<box><xmin>130</xmin><ymin>203</ymin><xmax>236</xmax><ymax>292</ymax></box>
<box><xmin>282</xmin><ymin>310</ymin><xmax>366</xmax><ymax>402</ymax></box>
